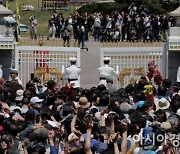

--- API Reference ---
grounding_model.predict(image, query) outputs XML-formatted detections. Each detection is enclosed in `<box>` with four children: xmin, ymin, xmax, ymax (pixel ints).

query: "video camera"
<box><xmin>2</xmin><ymin>16</ymin><xmax>17</xmax><ymax>27</ymax></box>
<box><xmin>2</xmin><ymin>16</ymin><xmax>17</xmax><ymax>36</ymax></box>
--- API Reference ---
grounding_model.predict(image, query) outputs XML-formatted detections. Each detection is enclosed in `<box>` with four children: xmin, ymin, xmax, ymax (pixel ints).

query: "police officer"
<box><xmin>98</xmin><ymin>57</ymin><xmax>118</xmax><ymax>87</ymax></box>
<box><xmin>64</xmin><ymin>57</ymin><xmax>81</xmax><ymax>88</ymax></box>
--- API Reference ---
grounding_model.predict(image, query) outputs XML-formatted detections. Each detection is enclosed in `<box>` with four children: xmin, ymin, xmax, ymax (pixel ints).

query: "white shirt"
<box><xmin>11</xmin><ymin>76</ymin><xmax>23</xmax><ymax>86</ymax></box>
<box><xmin>65</xmin><ymin>65</ymin><xmax>81</xmax><ymax>88</ymax></box>
<box><xmin>0</xmin><ymin>66</ymin><xmax>2</xmax><ymax>78</ymax></box>
<box><xmin>177</xmin><ymin>66</ymin><xmax>180</xmax><ymax>82</ymax></box>
<box><xmin>98</xmin><ymin>64</ymin><xmax>118</xmax><ymax>86</ymax></box>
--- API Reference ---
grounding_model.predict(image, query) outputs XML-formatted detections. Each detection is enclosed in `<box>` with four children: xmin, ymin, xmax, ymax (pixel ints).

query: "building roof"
<box><xmin>0</xmin><ymin>5</ymin><xmax>13</xmax><ymax>15</ymax></box>
<box><xmin>170</xmin><ymin>6</ymin><xmax>180</xmax><ymax>17</ymax></box>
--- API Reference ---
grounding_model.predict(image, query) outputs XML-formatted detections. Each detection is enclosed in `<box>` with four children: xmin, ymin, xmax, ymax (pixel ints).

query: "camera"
<box><xmin>2</xmin><ymin>17</ymin><xmax>17</xmax><ymax>27</ymax></box>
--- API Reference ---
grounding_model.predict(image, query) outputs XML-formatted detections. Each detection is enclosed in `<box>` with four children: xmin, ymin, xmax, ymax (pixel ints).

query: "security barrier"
<box><xmin>15</xmin><ymin>46</ymin><xmax>80</xmax><ymax>86</ymax></box>
<box><xmin>100</xmin><ymin>44</ymin><xmax>166</xmax><ymax>88</ymax></box>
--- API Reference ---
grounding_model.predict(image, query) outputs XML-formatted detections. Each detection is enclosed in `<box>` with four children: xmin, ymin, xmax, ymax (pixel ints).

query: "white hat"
<box><xmin>9</xmin><ymin>68</ymin><xmax>19</xmax><ymax>74</ymax></box>
<box><xmin>160</xmin><ymin>122</ymin><xmax>171</xmax><ymax>130</ymax></box>
<box><xmin>69</xmin><ymin>57</ymin><xmax>77</xmax><ymax>62</ymax></box>
<box><xmin>15</xmin><ymin>89</ymin><xmax>24</xmax><ymax>101</ymax></box>
<box><xmin>10</xmin><ymin>106</ymin><xmax>22</xmax><ymax>113</ymax></box>
<box><xmin>155</xmin><ymin>98</ymin><xmax>170</xmax><ymax>110</ymax></box>
<box><xmin>30</xmin><ymin>96</ymin><xmax>43</xmax><ymax>104</ymax></box>
<box><xmin>103</xmin><ymin>57</ymin><xmax>111</xmax><ymax>61</ymax></box>
<box><xmin>176</xmin><ymin>109</ymin><xmax>180</xmax><ymax>116</ymax></box>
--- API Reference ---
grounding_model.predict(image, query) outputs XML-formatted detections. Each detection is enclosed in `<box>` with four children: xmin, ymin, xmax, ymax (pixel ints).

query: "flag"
<box><xmin>6</xmin><ymin>0</ymin><xmax>9</xmax><ymax>8</ymax></box>
<box><xmin>16</xmin><ymin>0</ymin><xmax>19</xmax><ymax>16</ymax></box>
<box><xmin>15</xmin><ymin>0</ymin><xmax>21</xmax><ymax>45</ymax></box>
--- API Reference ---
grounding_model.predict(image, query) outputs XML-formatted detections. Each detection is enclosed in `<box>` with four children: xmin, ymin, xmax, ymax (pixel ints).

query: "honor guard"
<box><xmin>177</xmin><ymin>66</ymin><xmax>180</xmax><ymax>82</ymax></box>
<box><xmin>65</xmin><ymin>57</ymin><xmax>81</xmax><ymax>88</ymax></box>
<box><xmin>98</xmin><ymin>57</ymin><xmax>118</xmax><ymax>87</ymax></box>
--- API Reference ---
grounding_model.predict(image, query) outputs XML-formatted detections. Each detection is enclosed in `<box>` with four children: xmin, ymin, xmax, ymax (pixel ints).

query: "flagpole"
<box><xmin>16</xmin><ymin>0</ymin><xmax>22</xmax><ymax>45</ymax></box>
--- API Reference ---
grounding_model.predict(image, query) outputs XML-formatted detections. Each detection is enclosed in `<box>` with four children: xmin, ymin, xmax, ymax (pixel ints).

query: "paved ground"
<box><xmin>80</xmin><ymin>40</ymin><xmax>100</xmax><ymax>88</ymax></box>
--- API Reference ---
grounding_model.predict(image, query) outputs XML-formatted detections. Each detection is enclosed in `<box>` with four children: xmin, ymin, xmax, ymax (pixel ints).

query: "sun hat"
<box><xmin>160</xmin><ymin>122</ymin><xmax>171</xmax><ymax>130</ymax></box>
<box><xmin>156</xmin><ymin>98</ymin><xmax>170</xmax><ymax>110</ymax></box>
<box><xmin>120</xmin><ymin>102</ymin><xmax>132</xmax><ymax>112</ymax></box>
<box><xmin>30</xmin><ymin>96</ymin><xmax>43</xmax><ymax>104</ymax></box>
<box><xmin>15</xmin><ymin>90</ymin><xmax>24</xmax><ymax>101</ymax></box>
<box><xmin>76</xmin><ymin>97</ymin><xmax>90</xmax><ymax>108</ymax></box>
<box><xmin>9</xmin><ymin>68</ymin><xmax>19</xmax><ymax>74</ymax></box>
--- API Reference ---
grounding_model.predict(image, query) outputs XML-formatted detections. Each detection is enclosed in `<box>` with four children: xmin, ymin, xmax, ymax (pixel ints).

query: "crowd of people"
<box><xmin>0</xmin><ymin>56</ymin><xmax>180</xmax><ymax>154</ymax></box>
<box><xmin>36</xmin><ymin>3</ymin><xmax>176</xmax><ymax>45</ymax></box>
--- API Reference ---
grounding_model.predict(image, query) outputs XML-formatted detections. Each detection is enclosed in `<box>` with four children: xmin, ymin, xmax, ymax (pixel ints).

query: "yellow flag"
<box><xmin>17</xmin><ymin>34</ymin><xmax>22</xmax><ymax>45</ymax></box>
<box><xmin>6</xmin><ymin>0</ymin><xmax>9</xmax><ymax>8</ymax></box>
<box><xmin>16</xmin><ymin>0</ymin><xmax>19</xmax><ymax>16</ymax></box>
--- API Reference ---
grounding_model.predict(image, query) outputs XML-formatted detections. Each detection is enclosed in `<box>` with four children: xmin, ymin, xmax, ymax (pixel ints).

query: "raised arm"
<box><xmin>85</xmin><ymin>119</ymin><xmax>94</xmax><ymax>154</ymax></box>
<box><xmin>121</xmin><ymin>122</ymin><xmax>128</xmax><ymax>154</ymax></box>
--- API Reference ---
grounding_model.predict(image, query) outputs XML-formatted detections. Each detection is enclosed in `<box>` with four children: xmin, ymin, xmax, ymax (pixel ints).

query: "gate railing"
<box><xmin>15</xmin><ymin>45</ymin><xmax>80</xmax><ymax>86</ymax></box>
<box><xmin>100</xmin><ymin>44</ymin><xmax>166</xmax><ymax>88</ymax></box>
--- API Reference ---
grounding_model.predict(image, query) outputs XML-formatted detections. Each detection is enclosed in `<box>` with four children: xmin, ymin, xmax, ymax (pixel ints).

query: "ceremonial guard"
<box><xmin>98</xmin><ymin>57</ymin><xmax>118</xmax><ymax>87</ymax></box>
<box><xmin>64</xmin><ymin>57</ymin><xmax>81</xmax><ymax>88</ymax></box>
<box><xmin>177</xmin><ymin>66</ymin><xmax>180</xmax><ymax>82</ymax></box>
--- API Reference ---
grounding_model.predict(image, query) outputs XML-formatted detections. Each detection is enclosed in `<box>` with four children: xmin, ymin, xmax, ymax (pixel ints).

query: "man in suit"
<box><xmin>64</xmin><ymin>57</ymin><xmax>81</xmax><ymax>88</ymax></box>
<box><xmin>98</xmin><ymin>57</ymin><xmax>118</xmax><ymax>87</ymax></box>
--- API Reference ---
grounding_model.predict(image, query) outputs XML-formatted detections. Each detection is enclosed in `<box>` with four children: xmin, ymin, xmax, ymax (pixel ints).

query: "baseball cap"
<box><xmin>137</xmin><ymin>101</ymin><xmax>145</xmax><ymax>108</ymax></box>
<box><xmin>30</xmin><ymin>97</ymin><xmax>43</xmax><ymax>104</ymax></box>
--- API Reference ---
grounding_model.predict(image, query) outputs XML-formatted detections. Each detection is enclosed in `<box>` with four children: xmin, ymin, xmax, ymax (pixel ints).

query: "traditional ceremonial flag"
<box><xmin>16</xmin><ymin>0</ymin><xmax>19</xmax><ymax>16</ymax></box>
<box><xmin>6</xmin><ymin>0</ymin><xmax>9</xmax><ymax>8</ymax></box>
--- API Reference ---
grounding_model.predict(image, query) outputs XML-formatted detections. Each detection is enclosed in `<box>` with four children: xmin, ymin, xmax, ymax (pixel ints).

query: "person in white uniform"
<box><xmin>98</xmin><ymin>57</ymin><xmax>118</xmax><ymax>87</ymax></box>
<box><xmin>64</xmin><ymin>57</ymin><xmax>81</xmax><ymax>88</ymax></box>
<box><xmin>177</xmin><ymin>66</ymin><xmax>180</xmax><ymax>82</ymax></box>
<box><xmin>9</xmin><ymin>68</ymin><xmax>23</xmax><ymax>86</ymax></box>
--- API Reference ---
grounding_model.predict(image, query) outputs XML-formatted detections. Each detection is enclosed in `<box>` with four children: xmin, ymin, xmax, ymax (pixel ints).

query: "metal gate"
<box><xmin>100</xmin><ymin>44</ymin><xmax>167</xmax><ymax>88</ymax></box>
<box><xmin>15</xmin><ymin>46</ymin><xmax>80</xmax><ymax>86</ymax></box>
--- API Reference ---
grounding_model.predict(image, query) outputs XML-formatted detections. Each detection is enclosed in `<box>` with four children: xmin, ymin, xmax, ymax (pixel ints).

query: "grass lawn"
<box><xmin>7</xmin><ymin>0</ymin><xmax>73</xmax><ymax>37</ymax></box>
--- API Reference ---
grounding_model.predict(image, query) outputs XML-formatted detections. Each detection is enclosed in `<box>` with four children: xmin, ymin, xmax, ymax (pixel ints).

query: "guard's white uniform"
<box><xmin>65</xmin><ymin>65</ymin><xmax>81</xmax><ymax>88</ymax></box>
<box><xmin>98</xmin><ymin>64</ymin><xmax>117</xmax><ymax>86</ymax></box>
<box><xmin>177</xmin><ymin>66</ymin><xmax>180</xmax><ymax>82</ymax></box>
